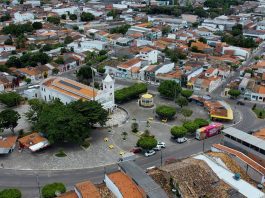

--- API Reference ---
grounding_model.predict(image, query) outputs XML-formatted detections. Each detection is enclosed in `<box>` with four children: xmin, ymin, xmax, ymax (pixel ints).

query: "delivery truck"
<box><xmin>195</xmin><ymin>123</ymin><xmax>223</xmax><ymax>140</ymax></box>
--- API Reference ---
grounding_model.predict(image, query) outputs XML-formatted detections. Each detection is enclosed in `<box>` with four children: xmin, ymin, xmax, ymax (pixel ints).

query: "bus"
<box><xmin>196</xmin><ymin>123</ymin><xmax>223</xmax><ymax>140</ymax></box>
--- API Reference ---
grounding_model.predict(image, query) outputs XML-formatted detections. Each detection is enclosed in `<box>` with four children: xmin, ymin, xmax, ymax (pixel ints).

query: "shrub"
<box><xmin>156</xmin><ymin>105</ymin><xmax>176</xmax><ymax>120</ymax></box>
<box><xmin>131</xmin><ymin>122</ymin><xmax>139</xmax><ymax>133</ymax></box>
<box><xmin>115</xmin><ymin>83</ymin><xmax>147</xmax><ymax>103</ymax></box>
<box><xmin>170</xmin><ymin>126</ymin><xmax>188</xmax><ymax>138</ymax></box>
<box><xmin>0</xmin><ymin>188</ymin><xmax>22</xmax><ymax>198</ymax></box>
<box><xmin>42</xmin><ymin>183</ymin><xmax>66</xmax><ymax>198</ymax></box>
<box><xmin>55</xmin><ymin>149</ymin><xmax>67</xmax><ymax>157</ymax></box>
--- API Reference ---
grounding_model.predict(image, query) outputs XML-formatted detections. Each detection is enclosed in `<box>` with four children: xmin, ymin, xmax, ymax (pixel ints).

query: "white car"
<box><xmin>153</xmin><ymin>145</ymin><xmax>162</xmax><ymax>151</ymax></box>
<box><xmin>144</xmin><ymin>150</ymin><xmax>156</xmax><ymax>157</ymax></box>
<box><xmin>176</xmin><ymin>137</ymin><xmax>188</xmax><ymax>143</ymax></box>
<box><xmin>157</xmin><ymin>141</ymin><xmax>166</xmax><ymax>148</ymax></box>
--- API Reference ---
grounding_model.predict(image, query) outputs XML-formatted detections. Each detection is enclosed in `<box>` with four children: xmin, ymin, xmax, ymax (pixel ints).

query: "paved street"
<box><xmin>0</xmin><ymin>134</ymin><xmax>221</xmax><ymax>197</ymax></box>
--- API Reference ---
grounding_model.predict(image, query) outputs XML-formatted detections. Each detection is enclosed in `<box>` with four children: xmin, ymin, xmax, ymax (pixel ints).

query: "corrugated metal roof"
<box><xmin>222</xmin><ymin>127</ymin><xmax>265</xmax><ymax>151</ymax></box>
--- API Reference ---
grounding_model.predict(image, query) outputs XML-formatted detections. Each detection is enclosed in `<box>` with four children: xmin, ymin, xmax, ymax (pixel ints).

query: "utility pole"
<box><xmin>202</xmin><ymin>138</ymin><xmax>205</xmax><ymax>153</ymax></box>
<box><xmin>36</xmin><ymin>174</ymin><xmax>41</xmax><ymax>198</ymax></box>
<box><xmin>160</xmin><ymin>149</ymin><xmax>163</xmax><ymax>166</ymax></box>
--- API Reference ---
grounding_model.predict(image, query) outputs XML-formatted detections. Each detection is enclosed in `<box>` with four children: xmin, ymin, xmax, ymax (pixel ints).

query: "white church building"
<box><xmin>39</xmin><ymin>75</ymin><xmax>115</xmax><ymax>111</ymax></box>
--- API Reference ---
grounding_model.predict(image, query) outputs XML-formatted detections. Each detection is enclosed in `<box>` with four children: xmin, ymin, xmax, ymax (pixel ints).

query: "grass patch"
<box><xmin>253</xmin><ymin>108</ymin><xmax>265</xmax><ymax>119</ymax></box>
<box><xmin>81</xmin><ymin>141</ymin><xmax>90</xmax><ymax>149</ymax></box>
<box><xmin>55</xmin><ymin>149</ymin><xmax>67</xmax><ymax>157</ymax></box>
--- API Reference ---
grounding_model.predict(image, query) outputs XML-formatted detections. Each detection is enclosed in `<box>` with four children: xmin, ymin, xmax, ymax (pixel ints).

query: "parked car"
<box><xmin>176</xmin><ymin>137</ymin><xmax>188</xmax><ymax>143</ymax></box>
<box><xmin>237</xmin><ymin>101</ymin><xmax>245</xmax><ymax>105</ymax></box>
<box><xmin>157</xmin><ymin>141</ymin><xmax>166</xmax><ymax>148</ymax></box>
<box><xmin>153</xmin><ymin>145</ymin><xmax>162</xmax><ymax>151</ymax></box>
<box><xmin>130</xmin><ymin>147</ymin><xmax>142</xmax><ymax>154</ymax></box>
<box><xmin>144</xmin><ymin>150</ymin><xmax>156</xmax><ymax>157</ymax></box>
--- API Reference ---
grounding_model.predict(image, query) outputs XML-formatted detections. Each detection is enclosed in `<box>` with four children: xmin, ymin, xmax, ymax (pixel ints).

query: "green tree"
<box><xmin>176</xmin><ymin>96</ymin><xmax>188</xmax><ymax>108</ymax></box>
<box><xmin>162</xmin><ymin>25</ymin><xmax>171</xmax><ymax>36</ymax></box>
<box><xmin>109</xmin><ymin>24</ymin><xmax>131</xmax><ymax>35</ymax></box>
<box><xmin>194</xmin><ymin>118</ymin><xmax>209</xmax><ymax>128</ymax></box>
<box><xmin>131</xmin><ymin>122</ymin><xmax>139</xmax><ymax>132</ymax></box>
<box><xmin>15</xmin><ymin>35</ymin><xmax>27</xmax><ymax>49</ymax></box>
<box><xmin>69</xmin><ymin>14</ymin><xmax>77</xmax><ymax>20</ymax></box>
<box><xmin>68</xmin><ymin>100</ymin><xmax>108</xmax><ymax>127</ymax></box>
<box><xmin>115</xmin><ymin>83</ymin><xmax>147</xmax><ymax>103</ymax></box>
<box><xmin>181</xmin><ymin>89</ymin><xmax>193</xmax><ymax>98</ymax></box>
<box><xmin>35</xmin><ymin>100</ymin><xmax>89</xmax><ymax>144</ymax></box>
<box><xmin>4</xmin><ymin>38</ymin><xmax>13</xmax><ymax>45</ymax></box>
<box><xmin>156</xmin><ymin>105</ymin><xmax>176</xmax><ymax>120</ymax></box>
<box><xmin>0</xmin><ymin>109</ymin><xmax>20</xmax><ymax>134</ymax></box>
<box><xmin>5</xmin><ymin>56</ymin><xmax>22</xmax><ymax>68</ymax></box>
<box><xmin>198</xmin><ymin>37</ymin><xmax>207</xmax><ymax>43</ymax></box>
<box><xmin>32</xmin><ymin>22</ymin><xmax>43</xmax><ymax>30</ymax></box>
<box><xmin>158</xmin><ymin>80</ymin><xmax>182</xmax><ymax>100</ymax></box>
<box><xmin>228</xmin><ymin>89</ymin><xmax>241</xmax><ymax>98</ymax></box>
<box><xmin>25</xmin><ymin>78</ymin><xmax>31</xmax><ymax>84</ymax></box>
<box><xmin>47</xmin><ymin>16</ymin><xmax>60</xmax><ymax>25</ymax></box>
<box><xmin>41</xmin><ymin>183</ymin><xmax>66</xmax><ymax>198</ymax></box>
<box><xmin>64</xmin><ymin>36</ymin><xmax>74</xmax><ymax>45</ymax></box>
<box><xmin>61</xmin><ymin>14</ymin><xmax>66</xmax><ymax>20</ymax></box>
<box><xmin>25</xmin><ymin>99</ymin><xmax>45</xmax><ymax>125</ymax></box>
<box><xmin>0</xmin><ymin>92</ymin><xmax>23</xmax><ymax>107</ymax></box>
<box><xmin>181</xmin><ymin>108</ymin><xmax>193</xmax><ymax>120</ymax></box>
<box><xmin>171</xmin><ymin>126</ymin><xmax>188</xmax><ymax>138</ymax></box>
<box><xmin>76</xmin><ymin>66</ymin><xmax>93</xmax><ymax>84</ymax></box>
<box><xmin>80</xmin><ymin>12</ymin><xmax>95</xmax><ymax>22</ymax></box>
<box><xmin>52</xmin><ymin>68</ymin><xmax>59</xmax><ymax>75</ymax></box>
<box><xmin>183</xmin><ymin>121</ymin><xmax>199</xmax><ymax>133</ymax></box>
<box><xmin>0</xmin><ymin>188</ymin><xmax>22</xmax><ymax>198</ymax></box>
<box><xmin>136</xmin><ymin>136</ymin><xmax>157</xmax><ymax>150</ymax></box>
<box><xmin>54</xmin><ymin>57</ymin><xmax>64</xmax><ymax>64</ymax></box>
<box><xmin>0</xmin><ymin>14</ymin><xmax>11</xmax><ymax>22</ymax></box>
<box><xmin>107</xmin><ymin>9</ymin><xmax>119</xmax><ymax>18</ymax></box>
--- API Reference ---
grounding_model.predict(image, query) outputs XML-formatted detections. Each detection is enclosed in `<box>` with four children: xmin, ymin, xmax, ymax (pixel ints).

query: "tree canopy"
<box><xmin>27</xmin><ymin>99</ymin><xmax>108</xmax><ymax>144</ymax></box>
<box><xmin>6</xmin><ymin>51</ymin><xmax>50</xmax><ymax>68</ymax></box>
<box><xmin>80</xmin><ymin>12</ymin><xmax>95</xmax><ymax>22</ymax></box>
<box><xmin>176</xmin><ymin>96</ymin><xmax>188</xmax><ymax>108</ymax></box>
<box><xmin>2</xmin><ymin>23</ymin><xmax>33</xmax><ymax>36</ymax></box>
<box><xmin>171</xmin><ymin>126</ymin><xmax>188</xmax><ymax>138</ymax></box>
<box><xmin>0</xmin><ymin>109</ymin><xmax>21</xmax><ymax>133</ymax></box>
<box><xmin>181</xmin><ymin>89</ymin><xmax>193</xmax><ymax>98</ymax></box>
<box><xmin>228</xmin><ymin>89</ymin><xmax>241</xmax><ymax>98</ymax></box>
<box><xmin>158</xmin><ymin>80</ymin><xmax>182</xmax><ymax>100</ymax></box>
<box><xmin>183</xmin><ymin>121</ymin><xmax>199</xmax><ymax>133</ymax></box>
<box><xmin>32</xmin><ymin>22</ymin><xmax>43</xmax><ymax>30</ymax></box>
<box><xmin>156</xmin><ymin>105</ymin><xmax>176</xmax><ymax>120</ymax></box>
<box><xmin>137</xmin><ymin>136</ymin><xmax>157</xmax><ymax>150</ymax></box>
<box><xmin>194</xmin><ymin>118</ymin><xmax>209</xmax><ymax>128</ymax></box>
<box><xmin>109</xmin><ymin>24</ymin><xmax>131</xmax><ymax>35</ymax></box>
<box><xmin>0</xmin><ymin>92</ymin><xmax>23</xmax><ymax>107</ymax></box>
<box><xmin>47</xmin><ymin>16</ymin><xmax>60</xmax><ymax>25</ymax></box>
<box><xmin>115</xmin><ymin>83</ymin><xmax>147</xmax><ymax>103</ymax></box>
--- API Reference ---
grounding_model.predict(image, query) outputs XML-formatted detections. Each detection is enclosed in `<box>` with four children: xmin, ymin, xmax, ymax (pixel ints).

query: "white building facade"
<box><xmin>40</xmin><ymin>75</ymin><xmax>115</xmax><ymax>111</ymax></box>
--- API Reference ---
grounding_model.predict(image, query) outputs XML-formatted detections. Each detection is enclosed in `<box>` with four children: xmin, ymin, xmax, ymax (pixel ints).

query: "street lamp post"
<box><xmin>160</xmin><ymin>149</ymin><xmax>163</xmax><ymax>166</ymax></box>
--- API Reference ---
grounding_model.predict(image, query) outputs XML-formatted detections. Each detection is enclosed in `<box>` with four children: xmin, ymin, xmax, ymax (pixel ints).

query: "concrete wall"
<box><xmin>105</xmin><ymin>175</ymin><xmax>123</xmax><ymax>198</ymax></box>
<box><xmin>232</xmin><ymin>156</ymin><xmax>265</xmax><ymax>183</ymax></box>
<box><xmin>223</xmin><ymin>138</ymin><xmax>265</xmax><ymax>163</ymax></box>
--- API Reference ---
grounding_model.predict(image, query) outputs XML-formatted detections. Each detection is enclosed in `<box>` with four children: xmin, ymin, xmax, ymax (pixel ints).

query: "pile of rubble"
<box><xmin>96</xmin><ymin>184</ymin><xmax>115</xmax><ymax>198</ymax></box>
<box><xmin>157</xmin><ymin>158</ymin><xmax>236</xmax><ymax>198</ymax></box>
